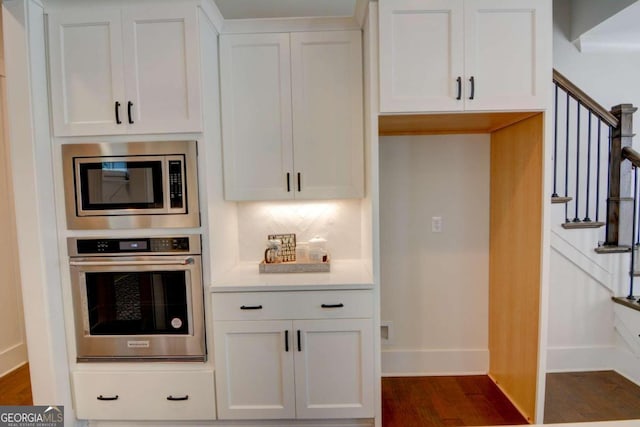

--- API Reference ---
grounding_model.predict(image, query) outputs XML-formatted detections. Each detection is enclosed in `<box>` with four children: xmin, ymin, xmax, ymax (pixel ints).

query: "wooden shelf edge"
<box><xmin>378</xmin><ymin>111</ymin><xmax>541</xmax><ymax>136</ymax></box>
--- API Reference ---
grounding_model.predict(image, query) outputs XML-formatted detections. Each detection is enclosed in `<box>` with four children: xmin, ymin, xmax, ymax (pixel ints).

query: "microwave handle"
<box><xmin>70</xmin><ymin>257</ymin><xmax>195</xmax><ymax>267</ymax></box>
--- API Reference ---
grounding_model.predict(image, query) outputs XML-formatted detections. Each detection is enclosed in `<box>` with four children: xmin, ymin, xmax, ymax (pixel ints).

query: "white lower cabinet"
<box><xmin>212</xmin><ymin>291</ymin><xmax>374</xmax><ymax>420</ymax></box>
<box><xmin>72</xmin><ymin>370</ymin><xmax>215</xmax><ymax>420</ymax></box>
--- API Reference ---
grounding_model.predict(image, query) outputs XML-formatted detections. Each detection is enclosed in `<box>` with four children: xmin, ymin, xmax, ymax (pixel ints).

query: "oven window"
<box><xmin>79</xmin><ymin>161</ymin><xmax>164</xmax><ymax>210</ymax></box>
<box><xmin>84</xmin><ymin>271</ymin><xmax>189</xmax><ymax>335</ymax></box>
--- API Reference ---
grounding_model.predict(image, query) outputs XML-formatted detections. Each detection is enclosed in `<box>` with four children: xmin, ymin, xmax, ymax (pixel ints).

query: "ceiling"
<box><xmin>575</xmin><ymin>0</ymin><xmax>640</xmax><ymax>52</ymax></box>
<box><xmin>213</xmin><ymin>0</ymin><xmax>358</xmax><ymax>20</ymax></box>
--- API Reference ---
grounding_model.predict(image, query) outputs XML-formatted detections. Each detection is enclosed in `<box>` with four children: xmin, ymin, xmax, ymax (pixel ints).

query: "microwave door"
<box><xmin>75</xmin><ymin>156</ymin><xmax>173</xmax><ymax>217</ymax></box>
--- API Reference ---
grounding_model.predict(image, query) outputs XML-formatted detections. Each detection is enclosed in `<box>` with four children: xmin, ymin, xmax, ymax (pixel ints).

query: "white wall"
<box><xmin>0</xmin><ymin>74</ymin><xmax>27</xmax><ymax>378</ymax></box>
<box><xmin>379</xmin><ymin>134</ymin><xmax>490</xmax><ymax>375</ymax></box>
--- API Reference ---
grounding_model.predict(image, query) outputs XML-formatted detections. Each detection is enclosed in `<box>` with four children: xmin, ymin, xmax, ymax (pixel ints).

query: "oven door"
<box><xmin>69</xmin><ymin>255</ymin><xmax>204</xmax><ymax>361</ymax></box>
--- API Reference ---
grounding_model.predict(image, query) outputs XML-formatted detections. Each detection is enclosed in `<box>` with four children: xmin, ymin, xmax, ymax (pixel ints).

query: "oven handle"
<box><xmin>70</xmin><ymin>257</ymin><xmax>195</xmax><ymax>267</ymax></box>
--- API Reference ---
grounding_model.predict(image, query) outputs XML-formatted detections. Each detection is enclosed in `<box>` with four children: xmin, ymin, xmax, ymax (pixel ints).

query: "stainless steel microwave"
<box><xmin>62</xmin><ymin>141</ymin><xmax>199</xmax><ymax>229</ymax></box>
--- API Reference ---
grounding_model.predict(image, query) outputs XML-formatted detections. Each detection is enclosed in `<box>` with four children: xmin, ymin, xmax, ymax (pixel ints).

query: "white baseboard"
<box><xmin>546</xmin><ymin>346</ymin><xmax>615</xmax><ymax>372</ymax></box>
<box><xmin>612</xmin><ymin>344</ymin><xmax>640</xmax><ymax>385</ymax></box>
<box><xmin>0</xmin><ymin>341</ymin><xmax>28</xmax><ymax>378</ymax></box>
<box><xmin>381</xmin><ymin>349</ymin><xmax>488</xmax><ymax>376</ymax></box>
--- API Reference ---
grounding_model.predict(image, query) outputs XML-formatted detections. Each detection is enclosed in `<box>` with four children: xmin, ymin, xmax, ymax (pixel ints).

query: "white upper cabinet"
<box><xmin>48</xmin><ymin>4</ymin><xmax>202</xmax><ymax>136</ymax></box>
<box><xmin>291</xmin><ymin>31</ymin><xmax>364</xmax><ymax>200</ymax></box>
<box><xmin>220</xmin><ymin>31</ymin><xmax>364</xmax><ymax>201</ymax></box>
<box><xmin>379</xmin><ymin>0</ymin><xmax>550</xmax><ymax>113</ymax></box>
<box><xmin>220</xmin><ymin>33</ymin><xmax>294</xmax><ymax>201</ymax></box>
<box><xmin>379</xmin><ymin>0</ymin><xmax>464</xmax><ymax>113</ymax></box>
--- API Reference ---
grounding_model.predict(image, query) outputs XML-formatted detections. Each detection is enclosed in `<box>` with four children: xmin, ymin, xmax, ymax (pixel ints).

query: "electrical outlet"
<box><xmin>431</xmin><ymin>216</ymin><xmax>442</xmax><ymax>233</ymax></box>
<box><xmin>381</xmin><ymin>321</ymin><xmax>393</xmax><ymax>344</ymax></box>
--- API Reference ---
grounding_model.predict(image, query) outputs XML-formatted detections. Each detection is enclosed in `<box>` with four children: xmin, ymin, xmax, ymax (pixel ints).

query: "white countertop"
<box><xmin>210</xmin><ymin>259</ymin><xmax>374</xmax><ymax>292</ymax></box>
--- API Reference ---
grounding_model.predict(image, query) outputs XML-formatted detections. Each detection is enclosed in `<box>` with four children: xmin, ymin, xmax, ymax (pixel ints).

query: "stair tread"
<box><xmin>612</xmin><ymin>296</ymin><xmax>640</xmax><ymax>312</ymax></box>
<box><xmin>561</xmin><ymin>221</ymin><xmax>605</xmax><ymax>229</ymax></box>
<box><xmin>552</xmin><ymin>196</ymin><xmax>573</xmax><ymax>204</ymax></box>
<box><xmin>595</xmin><ymin>245</ymin><xmax>632</xmax><ymax>254</ymax></box>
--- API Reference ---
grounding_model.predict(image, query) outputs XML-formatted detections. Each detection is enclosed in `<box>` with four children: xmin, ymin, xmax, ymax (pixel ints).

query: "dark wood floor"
<box><xmin>382</xmin><ymin>375</ymin><xmax>527</xmax><ymax>427</ymax></box>
<box><xmin>5</xmin><ymin>366</ymin><xmax>640</xmax><ymax>423</ymax></box>
<box><xmin>544</xmin><ymin>370</ymin><xmax>640</xmax><ymax>423</ymax></box>
<box><xmin>0</xmin><ymin>364</ymin><xmax>33</xmax><ymax>406</ymax></box>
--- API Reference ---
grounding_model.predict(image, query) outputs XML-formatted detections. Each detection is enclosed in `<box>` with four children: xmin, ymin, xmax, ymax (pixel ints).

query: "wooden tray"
<box><xmin>259</xmin><ymin>260</ymin><xmax>330</xmax><ymax>273</ymax></box>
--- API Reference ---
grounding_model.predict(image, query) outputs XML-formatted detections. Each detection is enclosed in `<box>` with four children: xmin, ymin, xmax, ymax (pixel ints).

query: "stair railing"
<box><xmin>553</xmin><ymin>69</ymin><xmax>638</xmax><ymax>300</ymax></box>
<box><xmin>552</xmin><ymin>70</ymin><xmax>618</xmax><ymax>230</ymax></box>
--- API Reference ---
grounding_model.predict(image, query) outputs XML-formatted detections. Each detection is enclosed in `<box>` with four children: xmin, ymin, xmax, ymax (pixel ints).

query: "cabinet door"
<box><xmin>291</xmin><ymin>31</ymin><xmax>364</xmax><ymax>199</ymax></box>
<box><xmin>379</xmin><ymin>0</ymin><xmax>464</xmax><ymax>113</ymax></box>
<box><xmin>464</xmin><ymin>0</ymin><xmax>550</xmax><ymax>111</ymax></box>
<box><xmin>122</xmin><ymin>5</ymin><xmax>202</xmax><ymax>133</ymax></box>
<box><xmin>294</xmin><ymin>319</ymin><xmax>374</xmax><ymax>419</ymax></box>
<box><xmin>214</xmin><ymin>320</ymin><xmax>295</xmax><ymax>419</ymax></box>
<box><xmin>48</xmin><ymin>9</ymin><xmax>127</xmax><ymax>136</ymax></box>
<box><xmin>220</xmin><ymin>33</ymin><xmax>294</xmax><ymax>201</ymax></box>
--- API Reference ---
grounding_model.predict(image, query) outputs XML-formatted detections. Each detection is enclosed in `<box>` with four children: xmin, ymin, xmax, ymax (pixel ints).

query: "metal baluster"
<box><xmin>605</xmin><ymin>126</ymin><xmax>613</xmax><ymax>241</ymax></box>
<box><xmin>596</xmin><ymin>120</ymin><xmax>602</xmax><ymax>222</ymax></box>
<box><xmin>552</xmin><ymin>84</ymin><xmax>559</xmax><ymax>198</ymax></box>
<box><xmin>628</xmin><ymin>167</ymin><xmax>638</xmax><ymax>300</ymax></box>
<box><xmin>584</xmin><ymin>112</ymin><xmax>593</xmax><ymax>222</ymax></box>
<box><xmin>637</xmin><ymin>171</ymin><xmax>640</xmax><ymax>245</ymax></box>
<box><xmin>565</xmin><ymin>92</ymin><xmax>571</xmax><ymax>223</ymax></box>
<box><xmin>573</xmin><ymin>102</ymin><xmax>581</xmax><ymax>223</ymax></box>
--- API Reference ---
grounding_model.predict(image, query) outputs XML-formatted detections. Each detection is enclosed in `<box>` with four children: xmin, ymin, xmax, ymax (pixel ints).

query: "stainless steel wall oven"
<box><xmin>68</xmin><ymin>235</ymin><xmax>205</xmax><ymax>362</ymax></box>
<box><xmin>62</xmin><ymin>140</ymin><xmax>199</xmax><ymax>229</ymax></box>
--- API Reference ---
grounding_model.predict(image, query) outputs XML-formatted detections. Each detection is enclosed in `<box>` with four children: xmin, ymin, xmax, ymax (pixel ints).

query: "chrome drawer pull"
<box><xmin>97</xmin><ymin>395</ymin><xmax>118</xmax><ymax>401</ymax></box>
<box><xmin>167</xmin><ymin>395</ymin><xmax>189</xmax><ymax>401</ymax></box>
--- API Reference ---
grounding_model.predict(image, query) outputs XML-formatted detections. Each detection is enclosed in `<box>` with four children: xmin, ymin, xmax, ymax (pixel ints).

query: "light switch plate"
<box><xmin>431</xmin><ymin>216</ymin><xmax>442</xmax><ymax>233</ymax></box>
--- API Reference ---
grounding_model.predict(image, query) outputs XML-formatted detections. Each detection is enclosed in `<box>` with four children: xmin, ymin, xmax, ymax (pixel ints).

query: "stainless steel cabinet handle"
<box><xmin>70</xmin><ymin>257</ymin><xmax>194</xmax><ymax>267</ymax></box>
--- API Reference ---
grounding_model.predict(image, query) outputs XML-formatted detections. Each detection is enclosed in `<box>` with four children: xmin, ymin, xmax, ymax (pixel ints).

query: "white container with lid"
<box><xmin>308</xmin><ymin>236</ymin><xmax>328</xmax><ymax>263</ymax></box>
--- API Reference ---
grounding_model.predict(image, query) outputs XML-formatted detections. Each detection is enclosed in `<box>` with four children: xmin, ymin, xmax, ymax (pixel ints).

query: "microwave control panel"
<box><xmin>168</xmin><ymin>159</ymin><xmax>184</xmax><ymax>209</ymax></box>
<box><xmin>75</xmin><ymin>237</ymin><xmax>192</xmax><ymax>255</ymax></box>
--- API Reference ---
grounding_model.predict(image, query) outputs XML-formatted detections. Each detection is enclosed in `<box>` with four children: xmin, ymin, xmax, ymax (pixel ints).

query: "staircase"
<box><xmin>551</xmin><ymin>69</ymin><xmax>640</xmax><ymax>383</ymax></box>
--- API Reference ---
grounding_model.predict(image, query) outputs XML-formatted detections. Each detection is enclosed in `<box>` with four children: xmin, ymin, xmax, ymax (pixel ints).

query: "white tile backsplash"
<box><xmin>236</xmin><ymin>200</ymin><xmax>362</xmax><ymax>262</ymax></box>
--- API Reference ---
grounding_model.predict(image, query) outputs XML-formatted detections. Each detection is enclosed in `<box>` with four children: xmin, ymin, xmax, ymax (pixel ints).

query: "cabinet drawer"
<box><xmin>72</xmin><ymin>370</ymin><xmax>215</xmax><ymax>420</ymax></box>
<box><xmin>212</xmin><ymin>290</ymin><xmax>372</xmax><ymax>321</ymax></box>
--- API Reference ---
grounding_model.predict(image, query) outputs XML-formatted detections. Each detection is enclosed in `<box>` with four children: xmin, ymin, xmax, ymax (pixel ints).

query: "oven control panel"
<box><xmin>74</xmin><ymin>236</ymin><xmax>196</xmax><ymax>255</ymax></box>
